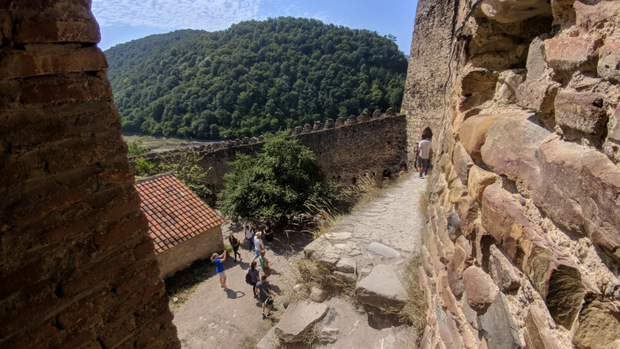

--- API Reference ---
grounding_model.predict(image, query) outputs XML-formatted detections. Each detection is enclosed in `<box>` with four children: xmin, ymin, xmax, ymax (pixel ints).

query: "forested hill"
<box><xmin>105</xmin><ymin>17</ymin><xmax>408</xmax><ymax>139</ymax></box>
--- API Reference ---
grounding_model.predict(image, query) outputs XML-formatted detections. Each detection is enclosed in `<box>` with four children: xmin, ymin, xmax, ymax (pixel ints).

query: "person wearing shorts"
<box><xmin>211</xmin><ymin>251</ymin><xmax>227</xmax><ymax>289</ymax></box>
<box><xmin>255</xmin><ymin>274</ymin><xmax>276</xmax><ymax>319</ymax></box>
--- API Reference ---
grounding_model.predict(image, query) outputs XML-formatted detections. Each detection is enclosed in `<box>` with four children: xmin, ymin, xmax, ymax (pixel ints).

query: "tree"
<box><xmin>217</xmin><ymin>132</ymin><xmax>338</xmax><ymax>221</ymax></box>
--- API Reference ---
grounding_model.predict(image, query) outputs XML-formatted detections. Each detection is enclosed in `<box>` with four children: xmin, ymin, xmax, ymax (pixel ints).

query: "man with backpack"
<box><xmin>255</xmin><ymin>274</ymin><xmax>276</xmax><ymax>319</ymax></box>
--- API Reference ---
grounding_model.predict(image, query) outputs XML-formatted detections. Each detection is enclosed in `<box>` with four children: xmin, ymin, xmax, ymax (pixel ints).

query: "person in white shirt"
<box><xmin>418</xmin><ymin>135</ymin><xmax>433</xmax><ymax>178</ymax></box>
<box><xmin>244</xmin><ymin>225</ymin><xmax>255</xmax><ymax>251</ymax></box>
<box><xmin>252</xmin><ymin>231</ymin><xmax>265</xmax><ymax>262</ymax></box>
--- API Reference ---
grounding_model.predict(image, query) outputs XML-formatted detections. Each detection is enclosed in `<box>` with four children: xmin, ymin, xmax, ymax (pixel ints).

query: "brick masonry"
<box><xmin>0</xmin><ymin>1</ymin><xmax>180</xmax><ymax>348</ymax></box>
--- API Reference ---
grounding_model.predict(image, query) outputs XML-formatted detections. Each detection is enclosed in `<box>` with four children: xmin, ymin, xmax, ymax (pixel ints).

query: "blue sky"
<box><xmin>92</xmin><ymin>0</ymin><xmax>418</xmax><ymax>55</ymax></box>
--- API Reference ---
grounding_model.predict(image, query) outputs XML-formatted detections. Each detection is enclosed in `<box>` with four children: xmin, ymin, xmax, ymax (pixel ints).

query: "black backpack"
<box><xmin>245</xmin><ymin>271</ymin><xmax>253</xmax><ymax>285</ymax></box>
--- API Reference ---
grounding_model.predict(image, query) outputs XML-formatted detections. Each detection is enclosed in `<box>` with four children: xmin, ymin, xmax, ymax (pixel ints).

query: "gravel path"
<box><xmin>171</xmin><ymin>173</ymin><xmax>427</xmax><ymax>348</ymax></box>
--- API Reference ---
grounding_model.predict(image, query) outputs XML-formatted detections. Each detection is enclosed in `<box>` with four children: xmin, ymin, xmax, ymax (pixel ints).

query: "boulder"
<box><xmin>550</xmin><ymin>0</ymin><xmax>576</xmax><ymax>27</ymax></box>
<box><xmin>479</xmin><ymin>0</ymin><xmax>551</xmax><ymax>23</ymax></box>
<box><xmin>309</xmin><ymin>286</ymin><xmax>328</xmax><ymax>303</ymax></box>
<box><xmin>446</xmin><ymin>244</ymin><xmax>467</xmax><ymax>297</ymax></box>
<box><xmin>463</xmin><ymin>266</ymin><xmax>499</xmax><ymax>313</ymax></box>
<box><xmin>609</xmin><ymin>105</ymin><xmax>620</xmax><ymax>143</ymax></box>
<box><xmin>275</xmin><ymin>300</ymin><xmax>329</xmax><ymax>343</ymax></box>
<box><xmin>554</xmin><ymin>90</ymin><xmax>607</xmax><ymax>135</ymax></box>
<box><xmin>575</xmin><ymin>0</ymin><xmax>620</xmax><ymax>29</ymax></box>
<box><xmin>480</xmin><ymin>111</ymin><xmax>550</xmax><ymax>190</ymax></box>
<box><xmin>489</xmin><ymin>245</ymin><xmax>520</xmax><ymax>292</ymax></box>
<box><xmin>526</xmin><ymin>35</ymin><xmax>550</xmax><ymax>80</ymax></box>
<box><xmin>516</xmin><ymin>78</ymin><xmax>560</xmax><ymax>115</ymax></box>
<box><xmin>458</xmin><ymin>114</ymin><xmax>500</xmax><ymax>161</ymax></box>
<box><xmin>524</xmin><ymin>305</ymin><xmax>563</xmax><ymax>349</ymax></box>
<box><xmin>452</xmin><ymin>142</ymin><xmax>473</xmax><ymax>185</ymax></box>
<box><xmin>435</xmin><ymin>301</ymin><xmax>464</xmax><ymax>349</ymax></box>
<box><xmin>573</xmin><ymin>297</ymin><xmax>620</xmax><ymax>348</ymax></box>
<box><xmin>544</xmin><ymin>37</ymin><xmax>596</xmax><ymax>72</ymax></box>
<box><xmin>534</xmin><ymin>138</ymin><xmax>620</xmax><ymax>255</ymax></box>
<box><xmin>467</xmin><ymin>165</ymin><xmax>499</xmax><ymax>203</ymax></box>
<box><xmin>366</xmin><ymin>242</ymin><xmax>400</xmax><ymax>259</ymax></box>
<box><xmin>335</xmin><ymin>257</ymin><xmax>356</xmax><ymax>274</ymax></box>
<box><xmin>598</xmin><ymin>43</ymin><xmax>620</xmax><ymax>83</ymax></box>
<box><xmin>304</xmin><ymin>236</ymin><xmax>332</xmax><ymax>259</ymax></box>
<box><xmin>478</xmin><ymin>293</ymin><xmax>523</xmax><ymax>349</ymax></box>
<box><xmin>356</xmin><ymin>264</ymin><xmax>406</xmax><ymax>309</ymax></box>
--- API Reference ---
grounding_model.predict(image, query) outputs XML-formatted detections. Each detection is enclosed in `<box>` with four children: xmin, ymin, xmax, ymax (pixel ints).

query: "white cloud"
<box><xmin>92</xmin><ymin>0</ymin><xmax>262</xmax><ymax>30</ymax></box>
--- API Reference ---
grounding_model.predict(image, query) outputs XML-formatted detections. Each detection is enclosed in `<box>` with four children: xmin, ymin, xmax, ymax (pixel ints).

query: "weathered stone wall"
<box><xmin>157</xmin><ymin>226</ymin><xmax>224</xmax><ymax>279</ymax></box>
<box><xmin>0</xmin><ymin>1</ymin><xmax>179</xmax><ymax>348</ymax></box>
<box><xmin>404</xmin><ymin>0</ymin><xmax>620</xmax><ymax>348</ymax></box>
<box><xmin>133</xmin><ymin>111</ymin><xmax>407</xmax><ymax>198</ymax></box>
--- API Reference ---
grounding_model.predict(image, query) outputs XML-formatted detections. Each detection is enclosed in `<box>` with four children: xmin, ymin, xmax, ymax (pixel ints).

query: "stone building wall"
<box><xmin>157</xmin><ymin>226</ymin><xmax>224</xmax><ymax>279</ymax></box>
<box><xmin>133</xmin><ymin>112</ymin><xmax>408</xmax><ymax>199</ymax></box>
<box><xmin>0</xmin><ymin>1</ymin><xmax>179</xmax><ymax>348</ymax></box>
<box><xmin>403</xmin><ymin>0</ymin><xmax>620</xmax><ymax>348</ymax></box>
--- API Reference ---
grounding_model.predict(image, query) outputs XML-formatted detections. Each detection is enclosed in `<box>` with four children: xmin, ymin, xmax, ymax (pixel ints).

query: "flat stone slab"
<box><xmin>324</xmin><ymin>232</ymin><xmax>353</xmax><ymax>241</ymax></box>
<box><xmin>257</xmin><ymin>326</ymin><xmax>278</xmax><ymax>349</ymax></box>
<box><xmin>275</xmin><ymin>300</ymin><xmax>329</xmax><ymax>343</ymax></box>
<box><xmin>356</xmin><ymin>264</ymin><xmax>407</xmax><ymax>309</ymax></box>
<box><xmin>366</xmin><ymin>242</ymin><xmax>400</xmax><ymax>259</ymax></box>
<box><xmin>336</xmin><ymin>257</ymin><xmax>357</xmax><ymax>274</ymax></box>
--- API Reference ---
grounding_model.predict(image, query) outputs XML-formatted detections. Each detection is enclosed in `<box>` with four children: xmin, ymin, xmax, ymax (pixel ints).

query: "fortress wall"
<box><xmin>0</xmin><ymin>1</ymin><xmax>179</xmax><ymax>348</ymax></box>
<box><xmin>403</xmin><ymin>0</ymin><xmax>620</xmax><ymax>348</ymax></box>
<box><xmin>133</xmin><ymin>112</ymin><xmax>407</xmax><ymax>199</ymax></box>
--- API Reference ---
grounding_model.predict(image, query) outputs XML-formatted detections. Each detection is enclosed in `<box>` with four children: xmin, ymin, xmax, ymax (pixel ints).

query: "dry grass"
<box><xmin>401</xmin><ymin>253</ymin><xmax>427</xmax><ymax>340</ymax></box>
<box><xmin>295</xmin><ymin>259</ymin><xmax>356</xmax><ymax>298</ymax></box>
<box><xmin>418</xmin><ymin>172</ymin><xmax>432</xmax><ymax>218</ymax></box>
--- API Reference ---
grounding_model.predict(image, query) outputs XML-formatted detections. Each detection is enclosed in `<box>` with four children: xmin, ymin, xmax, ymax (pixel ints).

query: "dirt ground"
<box><xmin>171</xmin><ymin>173</ymin><xmax>426</xmax><ymax>348</ymax></box>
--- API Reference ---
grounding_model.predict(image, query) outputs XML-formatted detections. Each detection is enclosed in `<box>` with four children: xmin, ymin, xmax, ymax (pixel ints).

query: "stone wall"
<box><xmin>0</xmin><ymin>1</ymin><xmax>179</xmax><ymax>348</ymax></box>
<box><xmin>133</xmin><ymin>111</ymin><xmax>408</xmax><ymax>199</ymax></box>
<box><xmin>157</xmin><ymin>226</ymin><xmax>224</xmax><ymax>279</ymax></box>
<box><xmin>403</xmin><ymin>0</ymin><xmax>620</xmax><ymax>348</ymax></box>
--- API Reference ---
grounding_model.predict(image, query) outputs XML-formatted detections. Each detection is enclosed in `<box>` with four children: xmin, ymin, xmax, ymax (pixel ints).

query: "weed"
<box><xmin>401</xmin><ymin>253</ymin><xmax>427</xmax><ymax>340</ymax></box>
<box><xmin>295</xmin><ymin>259</ymin><xmax>356</xmax><ymax>298</ymax></box>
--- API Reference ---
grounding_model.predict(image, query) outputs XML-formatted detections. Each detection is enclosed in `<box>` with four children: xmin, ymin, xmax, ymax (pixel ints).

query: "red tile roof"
<box><xmin>134</xmin><ymin>173</ymin><xmax>224</xmax><ymax>254</ymax></box>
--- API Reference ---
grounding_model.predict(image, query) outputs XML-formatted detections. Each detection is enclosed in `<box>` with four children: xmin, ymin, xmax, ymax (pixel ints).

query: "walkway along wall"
<box><xmin>0</xmin><ymin>1</ymin><xmax>180</xmax><ymax>348</ymax></box>
<box><xmin>132</xmin><ymin>111</ymin><xmax>408</xmax><ymax>200</ymax></box>
<box><xmin>403</xmin><ymin>0</ymin><xmax>620</xmax><ymax>348</ymax></box>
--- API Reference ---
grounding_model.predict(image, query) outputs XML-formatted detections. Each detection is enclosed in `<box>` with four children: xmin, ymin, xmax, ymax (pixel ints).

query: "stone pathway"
<box><xmin>172</xmin><ymin>173</ymin><xmax>427</xmax><ymax>348</ymax></box>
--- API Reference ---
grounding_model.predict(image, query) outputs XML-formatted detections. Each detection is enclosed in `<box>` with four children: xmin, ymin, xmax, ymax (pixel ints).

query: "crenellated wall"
<box><xmin>0</xmin><ymin>1</ymin><xmax>179</xmax><ymax>348</ymax></box>
<box><xmin>131</xmin><ymin>110</ymin><xmax>408</xmax><ymax>199</ymax></box>
<box><xmin>403</xmin><ymin>0</ymin><xmax>620</xmax><ymax>348</ymax></box>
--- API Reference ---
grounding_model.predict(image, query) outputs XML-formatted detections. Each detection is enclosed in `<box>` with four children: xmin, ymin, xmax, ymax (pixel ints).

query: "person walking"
<box><xmin>244</xmin><ymin>225</ymin><xmax>255</xmax><ymax>251</ymax></box>
<box><xmin>252</xmin><ymin>231</ymin><xmax>264</xmax><ymax>263</ymax></box>
<box><xmin>228</xmin><ymin>234</ymin><xmax>242</xmax><ymax>262</ymax></box>
<box><xmin>258</xmin><ymin>249</ymin><xmax>271</xmax><ymax>278</ymax></box>
<box><xmin>263</xmin><ymin>222</ymin><xmax>274</xmax><ymax>249</ymax></box>
<box><xmin>418</xmin><ymin>134</ymin><xmax>433</xmax><ymax>178</ymax></box>
<box><xmin>255</xmin><ymin>274</ymin><xmax>276</xmax><ymax>319</ymax></box>
<box><xmin>210</xmin><ymin>250</ymin><xmax>227</xmax><ymax>289</ymax></box>
<box><xmin>247</xmin><ymin>261</ymin><xmax>260</xmax><ymax>297</ymax></box>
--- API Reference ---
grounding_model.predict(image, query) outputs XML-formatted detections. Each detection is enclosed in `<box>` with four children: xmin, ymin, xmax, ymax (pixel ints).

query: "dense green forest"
<box><xmin>106</xmin><ymin>17</ymin><xmax>408</xmax><ymax>139</ymax></box>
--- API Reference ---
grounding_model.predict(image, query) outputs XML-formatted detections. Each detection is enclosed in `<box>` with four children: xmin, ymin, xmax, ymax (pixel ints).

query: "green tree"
<box><xmin>217</xmin><ymin>133</ymin><xmax>338</xmax><ymax>221</ymax></box>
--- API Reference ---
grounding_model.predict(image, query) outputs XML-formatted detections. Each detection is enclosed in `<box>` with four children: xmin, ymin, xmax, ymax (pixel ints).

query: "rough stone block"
<box><xmin>516</xmin><ymin>78</ymin><xmax>560</xmax><ymax>114</ymax></box>
<box><xmin>0</xmin><ymin>46</ymin><xmax>107</xmax><ymax>80</ymax></box>
<box><xmin>477</xmin><ymin>293</ymin><xmax>523</xmax><ymax>349</ymax></box>
<box><xmin>435</xmin><ymin>302</ymin><xmax>464</xmax><ymax>349</ymax></box>
<box><xmin>550</xmin><ymin>0</ymin><xmax>576</xmax><ymax>27</ymax></box>
<box><xmin>463</xmin><ymin>266</ymin><xmax>498</xmax><ymax>313</ymax></box>
<box><xmin>467</xmin><ymin>165</ymin><xmax>499</xmax><ymax>203</ymax></box>
<box><xmin>524</xmin><ymin>306</ymin><xmax>563</xmax><ymax>349</ymax></box>
<box><xmin>20</xmin><ymin>74</ymin><xmax>112</xmax><ymax>105</ymax></box>
<box><xmin>480</xmin><ymin>110</ymin><xmax>551</xmax><ymax>189</ymax></box>
<box><xmin>366</xmin><ymin>242</ymin><xmax>400</xmax><ymax>259</ymax></box>
<box><xmin>13</xmin><ymin>0</ymin><xmax>100</xmax><ymax>44</ymax></box>
<box><xmin>598</xmin><ymin>42</ymin><xmax>620</xmax><ymax>83</ymax></box>
<box><xmin>544</xmin><ymin>37</ymin><xmax>596</xmax><ymax>72</ymax></box>
<box><xmin>480</xmin><ymin>0</ymin><xmax>551</xmax><ymax>23</ymax></box>
<box><xmin>534</xmin><ymin>138</ymin><xmax>620</xmax><ymax>254</ymax></box>
<box><xmin>356</xmin><ymin>264</ymin><xmax>406</xmax><ymax>309</ymax></box>
<box><xmin>309</xmin><ymin>286</ymin><xmax>328</xmax><ymax>303</ymax></box>
<box><xmin>446</xmin><ymin>244</ymin><xmax>466</xmax><ymax>297</ymax></box>
<box><xmin>452</xmin><ymin>142</ymin><xmax>473</xmax><ymax>185</ymax></box>
<box><xmin>573</xmin><ymin>297</ymin><xmax>620</xmax><ymax>349</ymax></box>
<box><xmin>489</xmin><ymin>245</ymin><xmax>520</xmax><ymax>292</ymax></box>
<box><xmin>555</xmin><ymin>90</ymin><xmax>607</xmax><ymax>135</ymax></box>
<box><xmin>457</xmin><ymin>195</ymin><xmax>479</xmax><ymax>239</ymax></box>
<box><xmin>458</xmin><ymin>114</ymin><xmax>499</xmax><ymax>161</ymax></box>
<box><xmin>526</xmin><ymin>35</ymin><xmax>550</xmax><ymax>81</ymax></box>
<box><xmin>575</xmin><ymin>0</ymin><xmax>620</xmax><ymax>30</ymax></box>
<box><xmin>494</xmin><ymin>69</ymin><xmax>525</xmax><ymax>104</ymax></box>
<box><xmin>275</xmin><ymin>301</ymin><xmax>328</xmax><ymax>343</ymax></box>
<box><xmin>335</xmin><ymin>257</ymin><xmax>356</xmax><ymax>274</ymax></box>
<box><xmin>459</xmin><ymin>69</ymin><xmax>498</xmax><ymax>111</ymax></box>
<box><xmin>609</xmin><ymin>105</ymin><xmax>620</xmax><ymax>143</ymax></box>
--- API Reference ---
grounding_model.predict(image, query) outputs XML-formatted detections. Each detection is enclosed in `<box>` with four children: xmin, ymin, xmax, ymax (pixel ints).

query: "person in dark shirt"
<box><xmin>255</xmin><ymin>274</ymin><xmax>276</xmax><ymax>319</ymax></box>
<box><xmin>228</xmin><ymin>234</ymin><xmax>242</xmax><ymax>262</ymax></box>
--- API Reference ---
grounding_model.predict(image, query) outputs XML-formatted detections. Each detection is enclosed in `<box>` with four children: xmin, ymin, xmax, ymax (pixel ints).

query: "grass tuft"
<box><xmin>401</xmin><ymin>253</ymin><xmax>427</xmax><ymax>341</ymax></box>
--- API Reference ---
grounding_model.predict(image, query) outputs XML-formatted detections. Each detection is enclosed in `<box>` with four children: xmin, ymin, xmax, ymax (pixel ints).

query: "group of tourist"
<box><xmin>212</xmin><ymin>222</ymin><xmax>277</xmax><ymax>319</ymax></box>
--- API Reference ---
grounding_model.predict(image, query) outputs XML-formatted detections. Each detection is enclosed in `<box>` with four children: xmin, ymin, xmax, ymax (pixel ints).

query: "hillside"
<box><xmin>105</xmin><ymin>17</ymin><xmax>408</xmax><ymax>139</ymax></box>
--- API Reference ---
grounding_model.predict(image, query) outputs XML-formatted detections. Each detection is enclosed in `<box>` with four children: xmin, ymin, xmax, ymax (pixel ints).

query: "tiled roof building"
<box><xmin>135</xmin><ymin>173</ymin><xmax>224</xmax><ymax>278</ymax></box>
